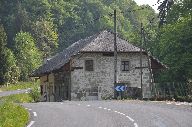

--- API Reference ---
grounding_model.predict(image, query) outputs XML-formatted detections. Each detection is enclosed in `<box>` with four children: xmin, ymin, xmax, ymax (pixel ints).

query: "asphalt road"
<box><xmin>23</xmin><ymin>100</ymin><xmax>192</xmax><ymax>127</ymax></box>
<box><xmin>0</xmin><ymin>88</ymin><xmax>30</xmax><ymax>97</ymax></box>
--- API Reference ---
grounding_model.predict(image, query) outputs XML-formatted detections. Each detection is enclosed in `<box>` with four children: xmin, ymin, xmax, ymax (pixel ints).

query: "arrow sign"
<box><xmin>115</xmin><ymin>85</ymin><xmax>125</xmax><ymax>92</ymax></box>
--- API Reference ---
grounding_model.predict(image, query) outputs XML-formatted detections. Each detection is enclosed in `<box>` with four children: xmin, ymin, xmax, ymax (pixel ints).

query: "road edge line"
<box><xmin>27</xmin><ymin>121</ymin><xmax>35</xmax><ymax>127</ymax></box>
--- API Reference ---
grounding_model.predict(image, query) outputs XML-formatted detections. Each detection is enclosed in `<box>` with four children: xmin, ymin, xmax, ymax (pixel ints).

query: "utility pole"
<box><xmin>140</xmin><ymin>23</ymin><xmax>144</xmax><ymax>99</ymax></box>
<box><xmin>114</xmin><ymin>9</ymin><xmax>117</xmax><ymax>98</ymax></box>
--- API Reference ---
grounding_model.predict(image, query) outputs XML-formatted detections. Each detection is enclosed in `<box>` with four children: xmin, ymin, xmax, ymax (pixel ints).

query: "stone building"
<box><xmin>31</xmin><ymin>30</ymin><xmax>165</xmax><ymax>101</ymax></box>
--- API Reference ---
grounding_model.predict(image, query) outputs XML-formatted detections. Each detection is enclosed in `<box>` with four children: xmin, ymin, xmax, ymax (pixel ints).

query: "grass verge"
<box><xmin>0</xmin><ymin>102</ymin><xmax>29</xmax><ymax>127</ymax></box>
<box><xmin>0</xmin><ymin>93</ymin><xmax>34</xmax><ymax>127</ymax></box>
<box><xmin>0</xmin><ymin>93</ymin><xmax>33</xmax><ymax>103</ymax></box>
<box><xmin>0</xmin><ymin>82</ymin><xmax>38</xmax><ymax>91</ymax></box>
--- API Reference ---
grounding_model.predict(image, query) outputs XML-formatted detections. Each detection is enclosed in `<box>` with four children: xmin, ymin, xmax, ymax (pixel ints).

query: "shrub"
<box><xmin>174</xmin><ymin>95</ymin><xmax>192</xmax><ymax>102</ymax></box>
<box><xmin>29</xmin><ymin>86</ymin><xmax>40</xmax><ymax>102</ymax></box>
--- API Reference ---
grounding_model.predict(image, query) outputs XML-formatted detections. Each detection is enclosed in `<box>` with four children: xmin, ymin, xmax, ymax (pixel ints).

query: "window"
<box><xmin>121</xmin><ymin>61</ymin><xmax>129</xmax><ymax>71</ymax></box>
<box><xmin>85</xmin><ymin>60</ymin><xmax>94</xmax><ymax>71</ymax></box>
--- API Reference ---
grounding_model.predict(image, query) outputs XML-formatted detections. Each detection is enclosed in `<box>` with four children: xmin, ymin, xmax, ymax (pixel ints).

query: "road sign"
<box><xmin>115</xmin><ymin>85</ymin><xmax>125</xmax><ymax>92</ymax></box>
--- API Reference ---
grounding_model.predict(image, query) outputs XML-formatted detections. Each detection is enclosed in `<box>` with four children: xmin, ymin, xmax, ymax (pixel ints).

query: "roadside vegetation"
<box><xmin>0</xmin><ymin>82</ymin><xmax>34</xmax><ymax>91</ymax></box>
<box><xmin>0</xmin><ymin>102</ymin><xmax>29</xmax><ymax>127</ymax></box>
<box><xmin>0</xmin><ymin>81</ymin><xmax>41</xmax><ymax>127</ymax></box>
<box><xmin>0</xmin><ymin>81</ymin><xmax>41</xmax><ymax>103</ymax></box>
<box><xmin>0</xmin><ymin>93</ymin><xmax>32</xmax><ymax>127</ymax></box>
<box><xmin>0</xmin><ymin>93</ymin><xmax>33</xmax><ymax>103</ymax></box>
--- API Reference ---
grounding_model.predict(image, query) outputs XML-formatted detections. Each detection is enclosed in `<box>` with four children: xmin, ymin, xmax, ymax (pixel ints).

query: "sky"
<box><xmin>134</xmin><ymin>0</ymin><xmax>159</xmax><ymax>12</ymax></box>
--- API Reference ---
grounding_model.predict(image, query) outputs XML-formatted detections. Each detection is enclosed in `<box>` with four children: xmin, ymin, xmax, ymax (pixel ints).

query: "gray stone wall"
<box><xmin>70</xmin><ymin>52</ymin><xmax>152</xmax><ymax>100</ymax></box>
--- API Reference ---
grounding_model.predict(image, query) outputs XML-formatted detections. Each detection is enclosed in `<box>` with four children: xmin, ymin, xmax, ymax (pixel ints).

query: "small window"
<box><xmin>85</xmin><ymin>60</ymin><xmax>94</xmax><ymax>71</ymax></box>
<box><xmin>121</xmin><ymin>61</ymin><xmax>129</xmax><ymax>71</ymax></box>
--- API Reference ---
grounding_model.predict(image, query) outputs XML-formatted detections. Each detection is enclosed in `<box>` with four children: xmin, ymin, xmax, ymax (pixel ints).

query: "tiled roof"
<box><xmin>81</xmin><ymin>30</ymin><xmax>140</xmax><ymax>52</ymax></box>
<box><xmin>31</xmin><ymin>32</ymin><xmax>99</xmax><ymax>77</ymax></box>
<box><xmin>31</xmin><ymin>30</ymin><xmax>163</xmax><ymax>77</ymax></box>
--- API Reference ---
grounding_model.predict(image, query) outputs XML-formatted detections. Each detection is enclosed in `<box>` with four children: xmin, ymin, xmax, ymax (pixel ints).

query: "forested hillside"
<box><xmin>155</xmin><ymin>0</ymin><xmax>192</xmax><ymax>83</ymax></box>
<box><xmin>0</xmin><ymin>0</ymin><xmax>191</xmax><ymax>85</ymax></box>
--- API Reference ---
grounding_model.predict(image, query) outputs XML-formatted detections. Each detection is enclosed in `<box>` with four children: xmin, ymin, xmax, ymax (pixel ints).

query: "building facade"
<box><xmin>31</xmin><ymin>31</ymin><xmax>165</xmax><ymax>101</ymax></box>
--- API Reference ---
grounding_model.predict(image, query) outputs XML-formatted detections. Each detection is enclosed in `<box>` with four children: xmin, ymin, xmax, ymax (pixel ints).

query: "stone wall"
<box><xmin>70</xmin><ymin>52</ymin><xmax>152</xmax><ymax>100</ymax></box>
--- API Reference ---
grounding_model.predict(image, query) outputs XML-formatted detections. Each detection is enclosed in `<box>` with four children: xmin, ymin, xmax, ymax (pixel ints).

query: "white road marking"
<box><xmin>126</xmin><ymin>116</ymin><xmax>134</xmax><ymax>122</ymax></box>
<box><xmin>134</xmin><ymin>123</ymin><xmax>138</xmax><ymax>127</ymax></box>
<box><xmin>78</xmin><ymin>104</ymin><xmax>81</xmax><ymax>106</ymax></box>
<box><xmin>27</xmin><ymin>121</ymin><xmax>35</xmax><ymax>127</ymax></box>
<box><xmin>25</xmin><ymin>108</ymin><xmax>28</xmax><ymax>110</ymax></box>
<box><xmin>33</xmin><ymin>112</ymin><xmax>37</xmax><ymax>117</ymax></box>
<box><xmin>96</xmin><ymin>106</ymin><xmax>138</xmax><ymax>127</ymax></box>
<box><xmin>87</xmin><ymin>105</ymin><xmax>91</xmax><ymax>107</ymax></box>
<box><xmin>61</xmin><ymin>103</ymin><xmax>63</xmax><ymax>104</ymax></box>
<box><xmin>29</xmin><ymin>109</ymin><xmax>32</xmax><ymax>111</ymax></box>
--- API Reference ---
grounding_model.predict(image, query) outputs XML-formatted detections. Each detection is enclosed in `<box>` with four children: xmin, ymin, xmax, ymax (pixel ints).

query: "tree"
<box><xmin>157</xmin><ymin>14</ymin><xmax>192</xmax><ymax>82</ymax></box>
<box><xmin>157</xmin><ymin>0</ymin><xmax>174</xmax><ymax>27</ymax></box>
<box><xmin>0</xmin><ymin>24</ymin><xmax>19</xmax><ymax>85</ymax></box>
<box><xmin>0</xmin><ymin>24</ymin><xmax>8</xmax><ymax>84</ymax></box>
<box><xmin>14</xmin><ymin>32</ymin><xmax>42</xmax><ymax>81</ymax></box>
<box><xmin>32</xmin><ymin>19</ymin><xmax>58</xmax><ymax>58</ymax></box>
<box><xmin>4</xmin><ymin>49</ymin><xmax>20</xmax><ymax>85</ymax></box>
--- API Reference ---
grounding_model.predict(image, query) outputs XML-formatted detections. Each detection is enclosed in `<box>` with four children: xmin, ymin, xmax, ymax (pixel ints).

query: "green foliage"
<box><xmin>0</xmin><ymin>24</ymin><xmax>6</xmax><ymax>51</ymax></box>
<box><xmin>0</xmin><ymin>102</ymin><xmax>29</xmax><ymax>127</ymax></box>
<box><xmin>0</xmin><ymin>24</ymin><xmax>8</xmax><ymax>84</ymax></box>
<box><xmin>14</xmin><ymin>32</ymin><xmax>42</xmax><ymax>81</ymax></box>
<box><xmin>156</xmin><ymin>2</ymin><xmax>192</xmax><ymax>82</ymax></box>
<box><xmin>3</xmin><ymin>49</ymin><xmax>20</xmax><ymax>85</ymax></box>
<box><xmin>157</xmin><ymin>0</ymin><xmax>174</xmax><ymax>27</ymax></box>
<box><xmin>3</xmin><ymin>0</ymin><xmax>190</xmax><ymax>85</ymax></box>
<box><xmin>29</xmin><ymin>86</ymin><xmax>41</xmax><ymax>102</ymax></box>
<box><xmin>0</xmin><ymin>24</ymin><xmax>19</xmax><ymax>85</ymax></box>
<box><xmin>32</xmin><ymin>19</ymin><xmax>58</xmax><ymax>57</ymax></box>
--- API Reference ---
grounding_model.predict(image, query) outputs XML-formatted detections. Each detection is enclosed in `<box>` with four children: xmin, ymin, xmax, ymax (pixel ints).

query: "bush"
<box><xmin>174</xmin><ymin>95</ymin><xmax>192</xmax><ymax>102</ymax></box>
<box><xmin>29</xmin><ymin>86</ymin><xmax>40</xmax><ymax>102</ymax></box>
<box><xmin>149</xmin><ymin>95</ymin><xmax>192</xmax><ymax>102</ymax></box>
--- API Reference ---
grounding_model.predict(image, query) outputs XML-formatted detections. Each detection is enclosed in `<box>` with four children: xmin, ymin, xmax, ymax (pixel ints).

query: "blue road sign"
<box><xmin>115</xmin><ymin>85</ymin><xmax>125</xmax><ymax>92</ymax></box>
